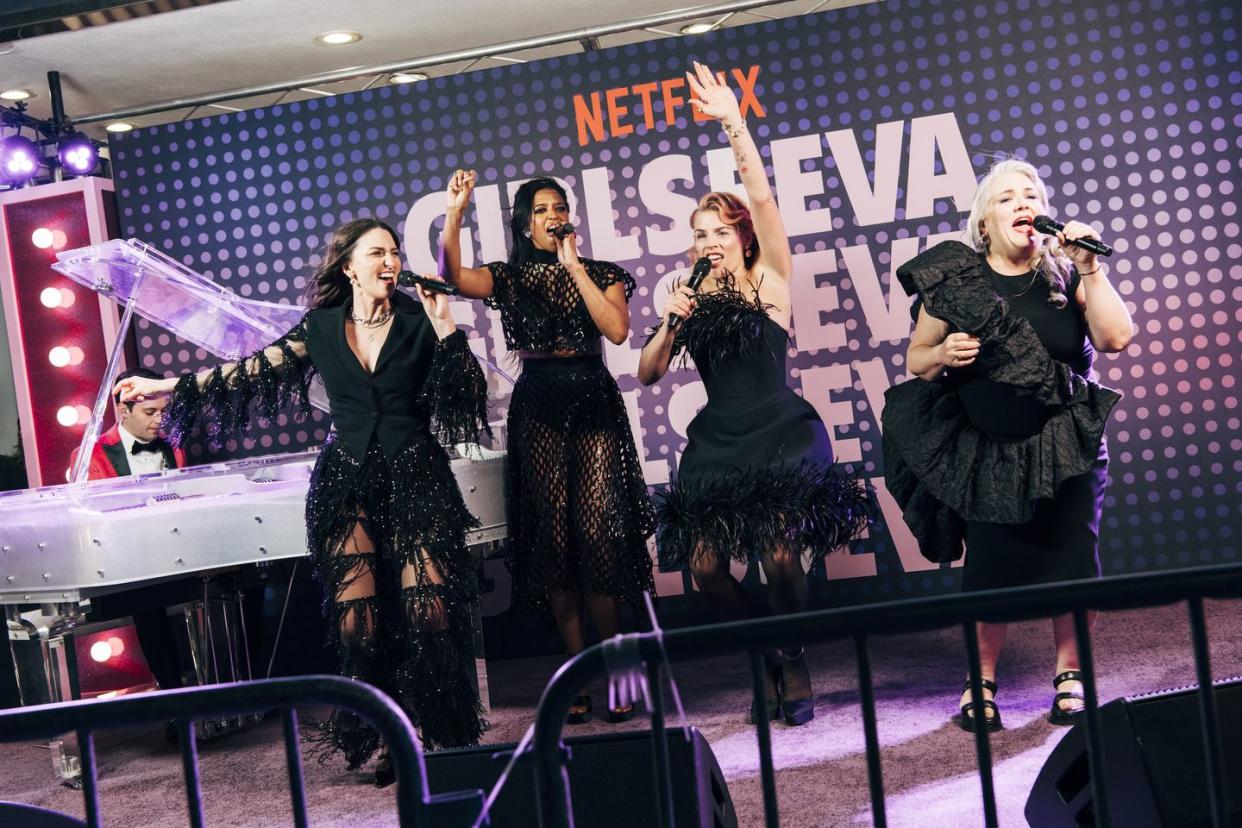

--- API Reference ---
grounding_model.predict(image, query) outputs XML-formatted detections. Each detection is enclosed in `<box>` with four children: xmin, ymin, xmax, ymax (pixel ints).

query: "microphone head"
<box><xmin>1032</xmin><ymin>215</ymin><xmax>1061</xmax><ymax>236</ymax></box>
<box><xmin>687</xmin><ymin>257</ymin><xmax>713</xmax><ymax>290</ymax></box>
<box><xmin>397</xmin><ymin>270</ymin><xmax>459</xmax><ymax>295</ymax></box>
<box><xmin>549</xmin><ymin>222</ymin><xmax>576</xmax><ymax>240</ymax></box>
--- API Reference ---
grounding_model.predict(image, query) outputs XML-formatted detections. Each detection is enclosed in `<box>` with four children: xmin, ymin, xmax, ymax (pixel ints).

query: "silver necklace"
<box><xmin>351</xmin><ymin>306</ymin><xmax>393</xmax><ymax>342</ymax></box>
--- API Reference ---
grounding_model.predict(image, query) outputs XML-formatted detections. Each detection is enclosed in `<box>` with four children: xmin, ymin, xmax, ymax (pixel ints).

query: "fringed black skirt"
<box><xmin>655</xmin><ymin>387</ymin><xmax>873</xmax><ymax>570</ymax></box>
<box><xmin>305</xmin><ymin>432</ymin><xmax>485</xmax><ymax>762</ymax></box>
<box><xmin>505</xmin><ymin>355</ymin><xmax>655</xmax><ymax>616</ymax></box>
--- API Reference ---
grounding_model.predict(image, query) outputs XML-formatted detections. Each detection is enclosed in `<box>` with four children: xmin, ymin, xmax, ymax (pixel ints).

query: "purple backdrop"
<box><xmin>109</xmin><ymin>0</ymin><xmax>1241</xmax><ymax>612</ymax></box>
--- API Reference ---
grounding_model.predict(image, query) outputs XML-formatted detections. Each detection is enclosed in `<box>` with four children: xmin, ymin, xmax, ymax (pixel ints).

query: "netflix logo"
<box><xmin>571</xmin><ymin>65</ymin><xmax>767</xmax><ymax>147</ymax></box>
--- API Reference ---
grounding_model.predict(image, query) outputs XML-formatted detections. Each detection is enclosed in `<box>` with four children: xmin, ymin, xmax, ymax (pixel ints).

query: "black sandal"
<box><xmin>1049</xmin><ymin>670</ymin><xmax>1086</xmax><ymax>726</ymax></box>
<box><xmin>956</xmin><ymin>677</ymin><xmax>1002</xmax><ymax>733</ymax></box>
<box><xmin>567</xmin><ymin>694</ymin><xmax>593</xmax><ymax>725</ymax></box>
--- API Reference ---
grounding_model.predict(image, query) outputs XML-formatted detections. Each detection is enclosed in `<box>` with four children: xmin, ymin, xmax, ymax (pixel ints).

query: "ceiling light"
<box><xmin>58</xmin><ymin>132</ymin><xmax>99</xmax><ymax>175</ymax></box>
<box><xmin>0</xmin><ymin>135</ymin><xmax>41</xmax><ymax>184</ymax></box>
<box><xmin>680</xmin><ymin>22</ymin><xmax>715</xmax><ymax>35</ymax></box>
<box><xmin>105</xmin><ymin>122</ymin><xmax>134</xmax><ymax>133</ymax></box>
<box><xmin>390</xmin><ymin>72</ymin><xmax>428</xmax><ymax>84</ymax></box>
<box><xmin>0</xmin><ymin>89</ymin><xmax>33</xmax><ymax>101</ymax></box>
<box><xmin>314</xmin><ymin>31</ymin><xmax>362</xmax><ymax>46</ymax></box>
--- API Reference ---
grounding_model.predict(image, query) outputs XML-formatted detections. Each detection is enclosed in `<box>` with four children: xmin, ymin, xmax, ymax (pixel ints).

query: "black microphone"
<box><xmin>397</xmin><ymin>270</ymin><xmax>460</xmax><ymax>295</ymax></box>
<box><xmin>1032</xmin><ymin>215</ymin><xmax>1114</xmax><ymax>257</ymax></box>
<box><xmin>667</xmin><ymin>257</ymin><xmax>713</xmax><ymax>330</ymax></box>
<box><xmin>548</xmin><ymin>222</ymin><xmax>576</xmax><ymax>241</ymax></box>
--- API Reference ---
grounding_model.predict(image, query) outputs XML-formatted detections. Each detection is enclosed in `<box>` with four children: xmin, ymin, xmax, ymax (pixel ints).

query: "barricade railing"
<box><xmin>531</xmin><ymin>561</ymin><xmax>1242</xmax><ymax>828</ymax></box>
<box><xmin>0</xmin><ymin>674</ymin><xmax>478</xmax><ymax>828</ymax></box>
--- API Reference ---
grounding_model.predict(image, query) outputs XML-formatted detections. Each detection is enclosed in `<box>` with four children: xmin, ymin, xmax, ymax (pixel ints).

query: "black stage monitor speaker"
<box><xmin>1026</xmin><ymin>676</ymin><xmax>1242</xmax><ymax>827</ymax></box>
<box><xmin>426</xmin><ymin>726</ymin><xmax>737</xmax><ymax>828</ymax></box>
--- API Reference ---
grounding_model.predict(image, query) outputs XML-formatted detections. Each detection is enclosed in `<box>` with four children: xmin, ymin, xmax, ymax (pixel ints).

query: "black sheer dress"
<box><xmin>163</xmin><ymin>289</ymin><xmax>490</xmax><ymax>764</ymax></box>
<box><xmin>653</xmin><ymin>276</ymin><xmax>872</xmax><ymax>569</ymax></box>
<box><xmin>882</xmin><ymin>241</ymin><xmax>1120</xmax><ymax>588</ymax></box>
<box><xmin>484</xmin><ymin>248</ymin><xmax>655</xmax><ymax>616</ymax></box>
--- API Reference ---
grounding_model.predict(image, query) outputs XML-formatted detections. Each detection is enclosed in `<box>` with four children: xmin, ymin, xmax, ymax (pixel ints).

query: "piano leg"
<box><xmin>11</xmin><ymin>603</ymin><xmax>88</xmax><ymax>786</ymax></box>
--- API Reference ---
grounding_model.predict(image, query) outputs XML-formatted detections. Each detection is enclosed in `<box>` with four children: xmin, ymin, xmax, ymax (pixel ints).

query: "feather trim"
<box><xmin>421</xmin><ymin>330</ymin><xmax>492</xmax><ymax>446</ymax></box>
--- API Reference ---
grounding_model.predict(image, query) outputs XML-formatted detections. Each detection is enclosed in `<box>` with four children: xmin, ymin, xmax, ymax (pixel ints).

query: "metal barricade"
<box><xmin>531</xmin><ymin>562</ymin><xmax>1242</xmax><ymax>828</ymax></box>
<box><xmin>0</xmin><ymin>674</ymin><xmax>479</xmax><ymax>828</ymax></box>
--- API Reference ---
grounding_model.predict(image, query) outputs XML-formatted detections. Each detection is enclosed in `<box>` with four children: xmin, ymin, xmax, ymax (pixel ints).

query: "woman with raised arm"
<box><xmin>115</xmin><ymin>218</ymin><xmax>490</xmax><ymax>784</ymax></box>
<box><xmin>638</xmin><ymin>62</ymin><xmax>872</xmax><ymax>727</ymax></box>
<box><xmin>883</xmin><ymin>159</ymin><xmax>1135</xmax><ymax>732</ymax></box>
<box><xmin>440</xmin><ymin>172</ymin><xmax>654</xmax><ymax>724</ymax></box>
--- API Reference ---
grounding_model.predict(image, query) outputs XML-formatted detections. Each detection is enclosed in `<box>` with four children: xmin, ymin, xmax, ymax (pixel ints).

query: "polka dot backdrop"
<box><xmin>109</xmin><ymin>0</ymin><xmax>1240</xmax><ymax>605</ymax></box>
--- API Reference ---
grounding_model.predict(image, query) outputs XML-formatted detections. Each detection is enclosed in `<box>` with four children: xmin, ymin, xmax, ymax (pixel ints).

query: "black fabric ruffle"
<box><xmin>654</xmin><ymin>461</ymin><xmax>874</xmax><ymax>570</ymax></box>
<box><xmin>163</xmin><ymin>317</ymin><xmax>315</xmax><ymax>450</ymax></box>
<box><xmin>421</xmin><ymin>330</ymin><xmax>492</xmax><ymax>447</ymax></box>
<box><xmin>882</xmin><ymin>241</ymin><xmax>1121</xmax><ymax>564</ymax></box>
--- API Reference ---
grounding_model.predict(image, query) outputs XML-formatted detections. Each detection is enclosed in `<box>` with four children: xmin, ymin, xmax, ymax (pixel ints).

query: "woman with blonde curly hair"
<box><xmin>883</xmin><ymin>158</ymin><xmax>1135</xmax><ymax>731</ymax></box>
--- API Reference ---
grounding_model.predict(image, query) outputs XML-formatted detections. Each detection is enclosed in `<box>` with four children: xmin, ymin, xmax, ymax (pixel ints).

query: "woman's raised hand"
<box><xmin>686</xmin><ymin>60</ymin><xmax>741</xmax><ymax>124</ymax></box>
<box><xmin>446</xmin><ymin>169</ymin><xmax>477</xmax><ymax>215</ymax></box>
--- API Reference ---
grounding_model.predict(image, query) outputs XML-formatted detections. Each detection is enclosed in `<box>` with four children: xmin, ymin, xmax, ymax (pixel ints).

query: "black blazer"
<box><xmin>302</xmin><ymin>290</ymin><xmax>460</xmax><ymax>462</ymax></box>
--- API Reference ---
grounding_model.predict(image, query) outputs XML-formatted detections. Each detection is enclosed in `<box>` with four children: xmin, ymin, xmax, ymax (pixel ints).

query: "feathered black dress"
<box><xmin>881</xmin><ymin>241</ymin><xmax>1119</xmax><ymax>585</ymax></box>
<box><xmin>163</xmin><ymin>290</ymin><xmax>490</xmax><ymax>763</ymax></box>
<box><xmin>653</xmin><ymin>277</ymin><xmax>872</xmax><ymax>570</ymax></box>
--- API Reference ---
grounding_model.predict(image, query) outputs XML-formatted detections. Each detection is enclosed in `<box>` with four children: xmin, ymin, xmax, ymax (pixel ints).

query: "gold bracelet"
<box><xmin>1079</xmin><ymin>266</ymin><xmax>1102</xmax><ymax>277</ymax></box>
<box><xmin>722</xmin><ymin>118</ymin><xmax>747</xmax><ymax>139</ymax></box>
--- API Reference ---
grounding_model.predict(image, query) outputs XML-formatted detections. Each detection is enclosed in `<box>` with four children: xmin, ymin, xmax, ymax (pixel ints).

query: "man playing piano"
<box><xmin>68</xmin><ymin>367</ymin><xmax>193</xmax><ymax>695</ymax></box>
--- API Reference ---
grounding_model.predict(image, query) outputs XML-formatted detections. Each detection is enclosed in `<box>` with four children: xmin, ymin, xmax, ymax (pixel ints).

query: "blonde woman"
<box><xmin>884</xmin><ymin>159</ymin><xmax>1135</xmax><ymax>731</ymax></box>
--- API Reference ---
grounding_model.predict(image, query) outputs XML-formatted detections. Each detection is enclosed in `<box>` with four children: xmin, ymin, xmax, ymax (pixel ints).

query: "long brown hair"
<box><xmin>688</xmin><ymin>192</ymin><xmax>759</xmax><ymax>270</ymax></box>
<box><xmin>304</xmin><ymin>218</ymin><xmax>400</xmax><ymax>308</ymax></box>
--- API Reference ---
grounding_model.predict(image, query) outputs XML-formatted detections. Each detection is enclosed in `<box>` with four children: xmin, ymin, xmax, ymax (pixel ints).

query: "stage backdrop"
<box><xmin>109</xmin><ymin>0</ymin><xmax>1239</xmax><ymax>620</ymax></box>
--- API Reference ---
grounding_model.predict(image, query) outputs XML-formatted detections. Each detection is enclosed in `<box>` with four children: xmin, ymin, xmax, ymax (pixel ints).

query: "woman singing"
<box><xmin>638</xmin><ymin>62</ymin><xmax>871</xmax><ymax>727</ymax></box>
<box><xmin>441</xmin><ymin>172</ymin><xmax>655</xmax><ymax>723</ymax></box>
<box><xmin>883</xmin><ymin>159</ymin><xmax>1135</xmax><ymax>731</ymax></box>
<box><xmin>115</xmin><ymin>218</ymin><xmax>490</xmax><ymax>783</ymax></box>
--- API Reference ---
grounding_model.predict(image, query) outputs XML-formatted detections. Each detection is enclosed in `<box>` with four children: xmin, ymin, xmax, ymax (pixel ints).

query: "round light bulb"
<box><xmin>105</xmin><ymin>123</ymin><xmax>134</xmax><ymax>133</ymax></box>
<box><xmin>49</xmin><ymin>346</ymin><xmax>71</xmax><ymax>367</ymax></box>
<box><xmin>40</xmin><ymin>287</ymin><xmax>62</xmax><ymax>308</ymax></box>
<box><xmin>31</xmin><ymin>227</ymin><xmax>54</xmax><ymax>248</ymax></box>
<box><xmin>90</xmin><ymin>641</ymin><xmax>112</xmax><ymax>663</ymax></box>
<box><xmin>57</xmin><ymin>406</ymin><xmax>79</xmax><ymax>426</ymax></box>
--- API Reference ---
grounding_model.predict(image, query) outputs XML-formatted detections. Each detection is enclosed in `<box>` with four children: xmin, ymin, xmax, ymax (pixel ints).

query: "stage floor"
<box><xmin>2</xmin><ymin>599</ymin><xmax>1240</xmax><ymax>826</ymax></box>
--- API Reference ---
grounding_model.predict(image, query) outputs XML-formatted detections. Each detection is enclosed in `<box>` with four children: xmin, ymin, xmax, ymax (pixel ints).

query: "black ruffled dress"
<box><xmin>882</xmin><ymin>241</ymin><xmax>1120</xmax><ymax>587</ymax></box>
<box><xmin>653</xmin><ymin>277</ymin><xmax>872</xmax><ymax>570</ymax></box>
<box><xmin>484</xmin><ymin>249</ymin><xmax>655</xmax><ymax>616</ymax></box>
<box><xmin>164</xmin><ymin>290</ymin><xmax>490</xmax><ymax>763</ymax></box>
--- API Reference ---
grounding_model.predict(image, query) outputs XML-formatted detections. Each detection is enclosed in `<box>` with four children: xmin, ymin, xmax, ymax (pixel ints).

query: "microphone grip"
<box><xmin>1069</xmin><ymin>237</ymin><xmax>1113</xmax><ymax>257</ymax></box>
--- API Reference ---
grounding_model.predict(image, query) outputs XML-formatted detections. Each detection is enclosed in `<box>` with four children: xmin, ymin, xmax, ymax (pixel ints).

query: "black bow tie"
<box><xmin>130</xmin><ymin>438</ymin><xmax>168</xmax><ymax>456</ymax></box>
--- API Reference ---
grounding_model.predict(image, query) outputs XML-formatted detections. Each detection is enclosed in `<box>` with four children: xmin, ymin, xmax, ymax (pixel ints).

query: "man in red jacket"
<box><xmin>70</xmin><ymin>367</ymin><xmax>191</xmax><ymax>693</ymax></box>
<box><xmin>69</xmin><ymin>367</ymin><xmax>185</xmax><ymax>480</ymax></box>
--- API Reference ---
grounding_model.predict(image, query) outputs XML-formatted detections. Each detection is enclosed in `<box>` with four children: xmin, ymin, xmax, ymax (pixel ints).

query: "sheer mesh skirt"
<box><xmin>505</xmin><ymin>355</ymin><xmax>655</xmax><ymax>617</ymax></box>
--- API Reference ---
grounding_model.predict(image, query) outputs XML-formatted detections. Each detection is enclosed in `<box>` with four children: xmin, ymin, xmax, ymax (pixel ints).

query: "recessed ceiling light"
<box><xmin>105</xmin><ymin>122</ymin><xmax>134</xmax><ymax>133</ymax></box>
<box><xmin>314</xmin><ymin>31</ymin><xmax>362</xmax><ymax>46</ymax></box>
<box><xmin>0</xmin><ymin>89</ymin><xmax>33</xmax><ymax>101</ymax></box>
<box><xmin>390</xmin><ymin>72</ymin><xmax>428</xmax><ymax>84</ymax></box>
<box><xmin>680</xmin><ymin>22</ymin><xmax>715</xmax><ymax>35</ymax></box>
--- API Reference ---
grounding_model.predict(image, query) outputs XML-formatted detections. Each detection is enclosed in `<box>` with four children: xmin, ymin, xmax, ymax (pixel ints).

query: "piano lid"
<box><xmin>51</xmin><ymin>238</ymin><xmax>306</xmax><ymax>361</ymax></box>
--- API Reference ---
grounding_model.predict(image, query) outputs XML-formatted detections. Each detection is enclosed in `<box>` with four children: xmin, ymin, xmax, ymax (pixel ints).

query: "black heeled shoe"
<box><xmin>1049</xmin><ymin>670</ymin><xmax>1086</xmax><ymax>726</ymax></box>
<box><xmin>567</xmin><ymin>694</ymin><xmax>593</xmax><ymax>725</ymax></box>
<box><xmin>374</xmin><ymin>750</ymin><xmax>395</xmax><ymax>788</ymax></box>
<box><xmin>778</xmin><ymin>648</ymin><xmax>815</xmax><ymax>727</ymax></box>
<box><xmin>956</xmin><ymin>678</ymin><xmax>1002</xmax><ymax>733</ymax></box>
<box><xmin>749</xmin><ymin>651</ymin><xmax>781</xmax><ymax>725</ymax></box>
